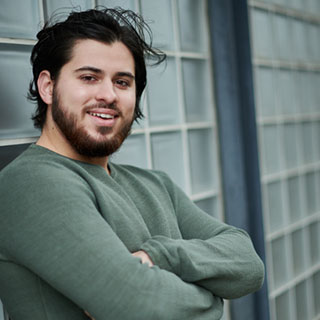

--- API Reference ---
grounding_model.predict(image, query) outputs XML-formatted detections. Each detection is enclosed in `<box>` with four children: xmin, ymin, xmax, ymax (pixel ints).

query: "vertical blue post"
<box><xmin>207</xmin><ymin>0</ymin><xmax>270</xmax><ymax>319</ymax></box>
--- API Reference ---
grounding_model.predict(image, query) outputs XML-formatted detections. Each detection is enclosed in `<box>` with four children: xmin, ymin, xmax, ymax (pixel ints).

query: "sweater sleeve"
<box><xmin>0</xmin><ymin>165</ymin><xmax>223</xmax><ymax>320</ymax></box>
<box><xmin>140</xmin><ymin>172</ymin><xmax>265</xmax><ymax>300</ymax></box>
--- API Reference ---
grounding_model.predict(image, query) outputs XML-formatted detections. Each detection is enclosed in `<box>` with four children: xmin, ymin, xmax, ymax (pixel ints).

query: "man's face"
<box><xmin>50</xmin><ymin>39</ymin><xmax>136</xmax><ymax>157</ymax></box>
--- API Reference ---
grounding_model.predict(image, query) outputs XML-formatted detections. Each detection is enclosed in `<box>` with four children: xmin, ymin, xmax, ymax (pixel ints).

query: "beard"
<box><xmin>51</xmin><ymin>88</ymin><xmax>134</xmax><ymax>158</ymax></box>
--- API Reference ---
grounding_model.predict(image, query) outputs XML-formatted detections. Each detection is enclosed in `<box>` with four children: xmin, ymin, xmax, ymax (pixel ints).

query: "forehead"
<box><xmin>65</xmin><ymin>39</ymin><xmax>135</xmax><ymax>74</ymax></box>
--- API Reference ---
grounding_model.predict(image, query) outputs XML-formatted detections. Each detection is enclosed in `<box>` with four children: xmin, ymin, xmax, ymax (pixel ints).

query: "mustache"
<box><xmin>84</xmin><ymin>102</ymin><xmax>122</xmax><ymax>115</ymax></box>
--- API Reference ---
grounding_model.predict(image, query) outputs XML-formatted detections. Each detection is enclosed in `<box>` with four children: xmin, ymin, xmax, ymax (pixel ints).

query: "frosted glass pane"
<box><xmin>275</xmin><ymin>291</ymin><xmax>291</xmax><ymax>320</ymax></box>
<box><xmin>141</xmin><ymin>0</ymin><xmax>175</xmax><ymax>50</ymax></box>
<box><xmin>309</xmin><ymin>24</ymin><xmax>320</xmax><ymax>63</ymax></box>
<box><xmin>44</xmin><ymin>0</ymin><xmax>92</xmax><ymax>19</ymax></box>
<box><xmin>0</xmin><ymin>0</ymin><xmax>40</xmax><ymax>39</ymax></box>
<box><xmin>97</xmin><ymin>0</ymin><xmax>135</xmax><ymax>10</ymax></box>
<box><xmin>291</xmin><ymin>229</ymin><xmax>307</xmax><ymax>275</ymax></box>
<box><xmin>300</xmin><ymin>122</ymin><xmax>316</xmax><ymax>164</ymax></box>
<box><xmin>309</xmin><ymin>72</ymin><xmax>320</xmax><ymax>112</ymax></box>
<box><xmin>270</xmin><ymin>0</ymin><xmax>288</xmax><ymax>6</ymax></box>
<box><xmin>272</xmin><ymin>236</ymin><xmax>290</xmax><ymax>288</ymax></box>
<box><xmin>0</xmin><ymin>144</ymin><xmax>30</xmax><ymax>171</ymax></box>
<box><xmin>308</xmin><ymin>222</ymin><xmax>320</xmax><ymax>265</ymax></box>
<box><xmin>188</xmin><ymin>129</ymin><xmax>217</xmax><ymax>194</ymax></box>
<box><xmin>151</xmin><ymin>132</ymin><xmax>185</xmax><ymax>190</ymax></box>
<box><xmin>275</xmin><ymin>69</ymin><xmax>297</xmax><ymax>115</ymax></box>
<box><xmin>251</xmin><ymin>9</ymin><xmax>274</xmax><ymax>59</ymax></box>
<box><xmin>298</xmin><ymin>71</ymin><xmax>313</xmax><ymax>114</ymax></box>
<box><xmin>261</xmin><ymin>125</ymin><xmax>281</xmax><ymax>174</ymax></box>
<box><xmin>266</xmin><ymin>181</ymin><xmax>285</xmax><ymax>232</ymax></box>
<box><xmin>295</xmin><ymin>281</ymin><xmax>310</xmax><ymax>320</ymax></box>
<box><xmin>313</xmin><ymin>271</ymin><xmax>320</xmax><ymax>314</ymax></box>
<box><xmin>316</xmin><ymin>122</ymin><xmax>320</xmax><ymax>159</ymax></box>
<box><xmin>291</xmin><ymin>19</ymin><xmax>309</xmax><ymax>62</ymax></box>
<box><xmin>177</xmin><ymin>0</ymin><xmax>207</xmax><ymax>53</ymax></box>
<box><xmin>255</xmin><ymin>67</ymin><xmax>276</xmax><ymax>117</ymax></box>
<box><xmin>0</xmin><ymin>44</ymin><xmax>39</xmax><ymax>139</ymax></box>
<box><xmin>304</xmin><ymin>173</ymin><xmax>318</xmax><ymax>215</ymax></box>
<box><xmin>112</xmin><ymin>134</ymin><xmax>147</xmax><ymax>169</ymax></box>
<box><xmin>295</xmin><ymin>71</ymin><xmax>310</xmax><ymax>114</ymax></box>
<box><xmin>147</xmin><ymin>58</ymin><xmax>180</xmax><ymax>126</ymax></box>
<box><xmin>287</xmin><ymin>176</ymin><xmax>302</xmax><ymax>223</ymax></box>
<box><xmin>282</xmin><ymin>123</ymin><xmax>299</xmax><ymax>169</ymax></box>
<box><xmin>195</xmin><ymin>197</ymin><xmax>219</xmax><ymax>219</ymax></box>
<box><xmin>182</xmin><ymin>59</ymin><xmax>212</xmax><ymax>123</ymax></box>
<box><xmin>273</xmin><ymin>15</ymin><xmax>293</xmax><ymax>61</ymax></box>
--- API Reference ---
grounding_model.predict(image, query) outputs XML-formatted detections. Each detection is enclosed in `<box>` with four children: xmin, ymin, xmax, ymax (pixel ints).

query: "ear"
<box><xmin>37</xmin><ymin>70</ymin><xmax>54</xmax><ymax>105</ymax></box>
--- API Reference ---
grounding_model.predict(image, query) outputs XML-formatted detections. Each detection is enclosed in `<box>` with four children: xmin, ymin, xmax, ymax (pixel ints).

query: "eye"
<box><xmin>115</xmin><ymin>79</ymin><xmax>130</xmax><ymax>88</ymax></box>
<box><xmin>80</xmin><ymin>75</ymin><xmax>98</xmax><ymax>83</ymax></box>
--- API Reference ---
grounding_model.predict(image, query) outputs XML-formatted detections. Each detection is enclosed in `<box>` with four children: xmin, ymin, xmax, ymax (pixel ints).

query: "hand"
<box><xmin>132</xmin><ymin>250</ymin><xmax>154</xmax><ymax>267</ymax></box>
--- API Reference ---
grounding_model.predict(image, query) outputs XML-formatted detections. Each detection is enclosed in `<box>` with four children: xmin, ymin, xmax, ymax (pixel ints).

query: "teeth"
<box><xmin>89</xmin><ymin>112</ymin><xmax>114</xmax><ymax>119</ymax></box>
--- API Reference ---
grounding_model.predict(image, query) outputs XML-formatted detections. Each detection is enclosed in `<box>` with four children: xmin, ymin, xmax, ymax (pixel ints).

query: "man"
<box><xmin>0</xmin><ymin>7</ymin><xmax>264</xmax><ymax>320</ymax></box>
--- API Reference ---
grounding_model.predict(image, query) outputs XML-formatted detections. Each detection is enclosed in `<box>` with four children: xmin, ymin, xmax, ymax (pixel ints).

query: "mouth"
<box><xmin>88</xmin><ymin>112</ymin><xmax>116</xmax><ymax>120</ymax></box>
<box><xmin>86</xmin><ymin>110</ymin><xmax>119</xmax><ymax>127</ymax></box>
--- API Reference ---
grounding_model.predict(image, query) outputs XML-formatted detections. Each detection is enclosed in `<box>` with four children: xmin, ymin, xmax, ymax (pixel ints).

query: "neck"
<box><xmin>37</xmin><ymin>123</ymin><xmax>110</xmax><ymax>173</ymax></box>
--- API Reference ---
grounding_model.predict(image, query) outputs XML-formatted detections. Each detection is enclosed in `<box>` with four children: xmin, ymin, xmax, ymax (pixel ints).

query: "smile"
<box><xmin>88</xmin><ymin>112</ymin><xmax>115</xmax><ymax>119</ymax></box>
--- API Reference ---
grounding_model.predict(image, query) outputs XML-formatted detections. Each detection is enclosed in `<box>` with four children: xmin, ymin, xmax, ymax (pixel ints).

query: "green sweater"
<box><xmin>0</xmin><ymin>145</ymin><xmax>264</xmax><ymax>320</ymax></box>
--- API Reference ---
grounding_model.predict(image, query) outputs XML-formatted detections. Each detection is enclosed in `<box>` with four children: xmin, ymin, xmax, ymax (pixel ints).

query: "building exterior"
<box><xmin>0</xmin><ymin>0</ymin><xmax>319</xmax><ymax>319</ymax></box>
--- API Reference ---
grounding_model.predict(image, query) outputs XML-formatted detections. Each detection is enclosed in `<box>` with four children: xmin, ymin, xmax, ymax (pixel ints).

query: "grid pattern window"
<box><xmin>0</xmin><ymin>0</ymin><xmax>225</xmax><ymax>319</ymax></box>
<box><xmin>249</xmin><ymin>0</ymin><xmax>320</xmax><ymax>319</ymax></box>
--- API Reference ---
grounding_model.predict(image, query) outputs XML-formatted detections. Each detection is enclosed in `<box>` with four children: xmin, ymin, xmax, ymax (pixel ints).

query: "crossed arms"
<box><xmin>0</xmin><ymin>164</ymin><xmax>264</xmax><ymax>320</ymax></box>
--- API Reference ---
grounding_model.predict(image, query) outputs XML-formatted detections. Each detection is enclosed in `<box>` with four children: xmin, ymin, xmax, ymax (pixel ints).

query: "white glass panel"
<box><xmin>282</xmin><ymin>123</ymin><xmax>299</xmax><ymax>169</ymax></box>
<box><xmin>177</xmin><ymin>0</ymin><xmax>207</xmax><ymax>53</ymax></box>
<box><xmin>141</xmin><ymin>0</ymin><xmax>175</xmax><ymax>50</ymax></box>
<box><xmin>308</xmin><ymin>222</ymin><xmax>320</xmax><ymax>265</ymax></box>
<box><xmin>266</xmin><ymin>181</ymin><xmax>285</xmax><ymax>232</ymax></box>
<box><xmin>251</xmin><ymin>9</ymin><xmax>274</xmax><ymax>59</ymax></box>
<box><xmin>195</xmin><ymin>196</ymin><xmax>219</xmax><ymax>219</ymax></box>
<box><xmin>291</xmin><ymin>229</ymin><xmax>307</xmax><ymax>276</ymax></box>
<box><xmin>0</xmin><ymin>44</ymin><xmax>39</xmax><ymax>139</ymax></box>
<box><xmin>112</xmin><ymin>134</ymin><xmax>147</xmax><ymax>169</ymax></box>
<box><xmin>44</xmin><ymin>0</ymin><xmax>92</xmax><ymax>19</ymax></box>
<box><xmin>287</xmin><ymin>176</ymin><xmax>302</xmax><ymax>223</ymax></box>
<box><xmin>151</xmin><ymin>132</ymin><xmax>186</xmax><ymax>191</ymax></box>
<box><xmin>97</xmin><ymin>0</ymin><xmax>135</xmax><ymax>10</ymax></box>
<box><xmin>273</xmin><ymin>14</ymin><xmax>293</xmax><ymax>61</ymax></box>
<box><xmin>313</xmin><ymin>271</ymin><xmax>320</xmax><ymax>315</ymax></box>
<box><xmin>272</xmin><ymin>236</ymin><xmax>290</xmax><ymax>288</ymax></box>
<box><xmin>188</xmin><ymin>129</ymin><xmax>217</xmax><ymax>194</ymax></box>
<box><xmin>270</xmin><ymin>0</ymin><xmax>288</xmax><ymax>6</ymax></box>
<box><xmin>255</xmin><ymin>67</ymin><xmax>276</xmax><ymax>118</ymax></box>
<box><xmin>309</xmin><ymin>24</ymin><xmax>320</xmax><ymax>63</ymax></box>
<box><xmin>275</xmin><ymin>69</ymin><xmax>297</xmax><ymax>115</ymax></box>
<box><xmin>261</xmin><ymin>125</ymin><xmax>282</xmax><ymax>174</ymax></box>
<box><xmin>0</xmin><ymin>0</ymin><xmax>40</xmax><ymax>39</ymax></box>
<box><xmin>275</xmin><ymin>290</ymin><xmax>292</xmax><ymax>320</ymax></box>
<box><xmin>300</xmin><ymin>122</ymin><xmax>316</xmax><ymax>164</ymax></box>
<box><xmin>182</xmin><ymin>59</ymin><xmax>212</xmax><ymax>123</ymax></box>
<box><xmin>291</xmin><ymin>19</ymin><xmax>309</xmax><ymax>62</ymax></box>
<box><xmin>304</xmin><ymin>173</ymin><xmax>318</xmax><ymax>215</ymax></box>
<box><xmin>147</xmin><ymin>58</ymin><xmax>180</xmax><ymax>126</ymax></box>
<box><xmin>295</xmin><ymin>281</ymin><xmax>310</xmax><ymax>320</ymax></box>
<box><xmin>309</xmin><ymin>72</ymin><xmax>320</xmax><ymax>113</ymax></box>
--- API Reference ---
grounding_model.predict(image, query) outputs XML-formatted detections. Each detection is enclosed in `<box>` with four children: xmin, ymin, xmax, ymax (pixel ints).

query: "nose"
<box><xmin>95</xmin><ymin>79</ymin><xmax>118</xmax><ymax>104</ymax></box>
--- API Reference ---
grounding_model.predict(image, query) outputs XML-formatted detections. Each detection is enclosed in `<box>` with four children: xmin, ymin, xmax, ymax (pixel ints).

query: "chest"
<box><xmin>90</xmin><ymin>176</ymin><xmax>182</xmax><ymax>251</ymax></box>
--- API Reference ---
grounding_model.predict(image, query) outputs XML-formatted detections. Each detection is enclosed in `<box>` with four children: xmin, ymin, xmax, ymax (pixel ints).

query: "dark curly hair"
<box><xmin>28</xmin><ymin>7</ymin><xmax>166</xmax><ymax>129</ymax></box>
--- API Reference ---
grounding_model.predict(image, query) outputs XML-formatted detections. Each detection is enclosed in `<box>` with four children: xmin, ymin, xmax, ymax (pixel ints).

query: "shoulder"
<box><xmin>0</xmin><ymin>145</ymin><xmax>94</xmax><ymax>199</ymax></box>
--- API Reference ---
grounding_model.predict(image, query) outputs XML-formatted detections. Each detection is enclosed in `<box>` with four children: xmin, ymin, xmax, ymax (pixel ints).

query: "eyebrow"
<box><xmin>74</xmin><ymin>66</ymin><xmax>135</xmax><ymax>79</ymax></box>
